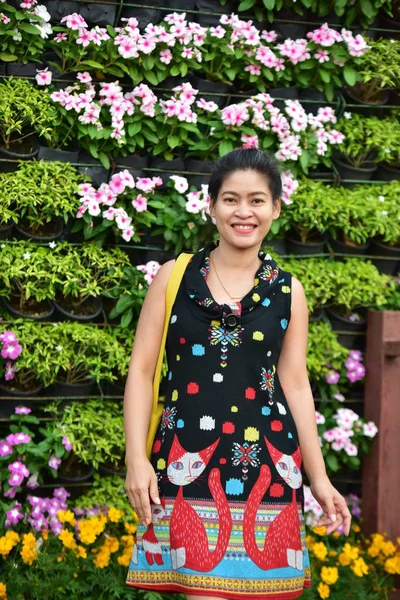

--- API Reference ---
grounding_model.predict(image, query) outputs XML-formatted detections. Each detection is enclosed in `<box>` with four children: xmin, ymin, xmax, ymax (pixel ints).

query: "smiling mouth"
<box><xmin>231</xmin><ymin>224</ymin><xmax>257</xmax><ymax>230</ymax></box>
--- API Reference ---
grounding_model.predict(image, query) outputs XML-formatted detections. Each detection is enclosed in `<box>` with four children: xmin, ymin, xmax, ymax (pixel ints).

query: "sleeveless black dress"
<box><xmin>126</xmin><ymin>240</ymin><xmax>311</xmax><ymax>599</ymax></box>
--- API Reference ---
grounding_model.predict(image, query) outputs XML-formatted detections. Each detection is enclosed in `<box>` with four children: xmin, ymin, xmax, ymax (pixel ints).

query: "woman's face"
<box><xmin>209</xmin><ymin>169</ymin><xmax>281</xmax><ymax>249</ymax></box>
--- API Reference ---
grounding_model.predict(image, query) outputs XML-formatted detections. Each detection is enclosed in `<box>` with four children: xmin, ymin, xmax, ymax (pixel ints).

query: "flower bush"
<box><xmin>0</xmin><ymin>328</ymin><xmax>21</xmax><ymax>382</ymax></box>
<box><xmin>0</xmin><ymin>1</ymin><xmax>52</xmax><ymax>64</ymax></box>
<box><xmin>45</xmin><ymin>12</ymin><xmax>369</xmax><ymax>100</ymax></box>
<box><xmin>46</xmin><ymin>75</ymin><xmax>344</xmax><ymax>169</ymax></box>
<box><xmin>356</xmin><ymin>38</ymin><xmax>400</xmax><ymax>102</ymax></box>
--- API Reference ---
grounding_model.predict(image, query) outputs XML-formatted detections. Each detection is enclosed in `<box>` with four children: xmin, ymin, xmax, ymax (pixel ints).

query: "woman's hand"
<box><xmin>124</xmin><ymin>456</ymin><xmax>160</xmax><ymax>527</ymax></box>
<box><xmin>310</xmin><ymin>476</ymin><xmax>352</xmax><ymax>536</ymax></box>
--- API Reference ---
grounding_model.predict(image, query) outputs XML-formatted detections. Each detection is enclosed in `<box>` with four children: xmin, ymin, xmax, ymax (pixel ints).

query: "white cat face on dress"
<box><xmin>167</xmin><ymin>451</ymin><xmax>206</xmax><ymax>486</ymax></box>
<box><xmin>151</xmin><ymin>503</ymin><xmax>166</xmax><ymax>523</ymax></box>
<box><xmin>275</xmin><ymin>454</ymin><xmax>302</xmax><ymax>489</ymax></box>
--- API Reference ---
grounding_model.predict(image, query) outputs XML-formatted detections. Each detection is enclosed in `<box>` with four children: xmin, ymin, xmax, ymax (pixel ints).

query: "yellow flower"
<box><xmin>328</xmin><ymin>551</ymin><xmax>337</xmax><ymax>557</ymax></box>
<box><xmin>313</xmin><ymin>526</ymin><xmax>327</xmax><ymax>536</ymax></box>
<box><xmin>306</xmin><ymin>535</ymin><xmax>315</xmax><ymax>551</ymax></box>
<box><xmin>353</xmin><ymin>524</ymin><xmax>361</xmax><ymax>532</ymax></box>
<box><xmin>351</xmin><ymin>557</ymin><xmax>369</xmax><ymax>577</ymax></box>
<box><xmin>121</xmin><ymin>535</ymin><xmax>134</xmax><ymax>548</ymax></box>
<box><xmin>118</xmin><ymin>552</ymin><xmax>131</xmax><ymax>567</ymax></box>
<box><xmin>321</xmin><ymin>566</ymin><xmax>339</xmax><ymax>585</ymax></box>
<box><xmin>385</xmin><ymin>555</ymin><xmax>400</xmax><ymax>575</ymax></box>
<box><xmin>104</xmin><ymin>536</ymin><xmax>119</xmax><ymax>553</ymax></box>
<box><xmin>313</xmin><ymin>542</ymin><xmax>328</xmax><ymax>561</ymax></box>
<box><xmin>59</xmin><ymin>529</ymin><xmax>77</xmax><ymax>550</ymax></box>
<box><xmin>124</xmin><ymin>522</ymin><xmax>137</xmax><ymax>534</ymax></box>
<box><xmin>107</xmin><ymin>508</ymin><xmax>123</xmax><ymax>523</ymax></box>
<box><xmin>78</xmin><ymin>515</ymin><xmax>107</xmax><ymax>545</ymax></box>
<box><xmin>57</xmin><ymin>509</ymin><xmax>76</xmax><ymax>525</ymax></box>
<box><xmin>20</xmin><ymin>546</ymin><xmax>38</xmax><ymax>565</ymax></box>
<box><xmin>93</xmin><ymin>546</ymin><xmax>111</xmax><ymax>568</ymax></box>
<box><xmin>75</xmin><ymin>545</ymin><xmax>87</xmax><ymax>559</ymax></box>
<box><xmin>338</xmin><ymin>552</ymin><xmax>351</xmax><ymax>566</ymax></box>
<box><xmin>381</xmin><ymin>541</ymin><xmax>397</xmax><ymax>557</ymax></box>
<box><xmin>317</xmin><ymin>582</ymin><xmax>330</xmax><ymax>598</ymax></box>
<box><xmin>342</xmin><ymin>542</ymin><xmax>359</xmax><ymax>561</ymax></box>
<box><xmin>332</xmin><ymin>531</ymin><xmax>340</xmax><ymax>539</ymax></box>
<box><xmin>0</xmin><ymin>532</ymin><xmax>20</xmax><ymax>558</ymax></box>
<box><xmin>42</xmin><ymin>530</ymin><xmax>49</xmax><ymax>541</ymax></box>
<box><xmin>0</xmin><ymin>582</ymin><xmax>7</xmax><ymax>600</ymax></box>
<box><xmin>22</xmin><ymin>533</ymin><xmax>36</xmax><ymax>548</ymax></box>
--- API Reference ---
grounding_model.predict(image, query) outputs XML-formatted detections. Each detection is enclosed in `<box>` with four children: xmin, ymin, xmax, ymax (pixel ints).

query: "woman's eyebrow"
<box><xmin>221</xmin><ymin>191</ymin><xmax>268</xmax><ymax>196</ymax></box>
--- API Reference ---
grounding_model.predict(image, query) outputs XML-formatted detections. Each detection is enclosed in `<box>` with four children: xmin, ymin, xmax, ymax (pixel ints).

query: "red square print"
<box><xmin>187</xmin><ymin>382</ymin><xmax>199</xmax><ymax>394</ymax></box>
<box><xmin>271</xmin><ymin>420</ymin><xmax>283</xmax><ymax>431</ymax></box>
<box><xmin>180</xmin><ymin>337</ymin><xmax>186</xmax><ymax>344</ymax></box>
<box><xmin>245</xmin><ymin>387</ymin><xmax>256</xmax><ymax>400</ymax></box>
<box><xmin>222</xmin><ymin>422</ymin><xmax>235</xmax><ymax>434</ymax></box>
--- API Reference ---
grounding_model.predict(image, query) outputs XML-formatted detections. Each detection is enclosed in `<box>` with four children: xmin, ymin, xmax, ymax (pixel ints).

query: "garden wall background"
<box><xmin>0</xmin><ymin>0</ymin><xmax>399</xmax><ymax>598</ymax></box>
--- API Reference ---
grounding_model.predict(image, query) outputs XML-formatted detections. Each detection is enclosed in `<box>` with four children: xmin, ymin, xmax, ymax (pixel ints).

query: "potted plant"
<box><xmin>326</xmin><ymin>186</ymin><xmax>372</xmax><ymax>256</ymax></box>
<box><xmin>52</xmin><ymin>399</ymin><xmax>127</xmax><ymax>476</ymax></box>
<box><xmin>0</xmin><ymin>78</ymin><xmax>57</xmax><ymax>168</ymax></box>
<box><xmin>0</xmin><ymin>160</ymin><xmax>85</xmax><ymax>241</ymax></box>
<box><xmin>0</xmin><ymin>326</ymin><xmax>23</xmax><ymax>411</ymax></box>
<box><xmin>368</xmin><ymin>181</ymin><xmax>400</xmax><ymax>275</ymax></box>
<box><xmin>0</xmin><ymin>190</ymin><xmax>17</xmax><ymax>240</ymax></box>
<box><xmin>0</xmin><ymin>2</ymin><xmax>51</xmax><ymax>76</ymax></box>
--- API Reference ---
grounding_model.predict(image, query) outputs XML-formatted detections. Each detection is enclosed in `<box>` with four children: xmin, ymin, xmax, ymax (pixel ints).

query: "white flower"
<box><xmin>48</xmin><ymin>241</ymin><xmax>57</xmax><ymax>249</ymax></box>
<box><xmin>56</xmin><ymin>345</ymin><xmax>63</xmax><ymax>352</ymax></box>
<box><xmin>23</xmin><ymin>252</ymin><xmax>31</xmax><ymax>260</ymax></box>
<box><xmin>170</xmin><ymin>175</ymin><xmax>189</xmax><ymax>193</ymax></box>
<box><xmin>378</xmin><ymin>195</ymin><xmax>385</xmax><ymax>202</ymax></box>
<box><xmin>363</xmin><ymin>421</ymin><xmax>378</xmax><ymax>438</ymax></box>
<box><xmin>343</xmin><ymin>111</ymin><xmax>352</xmax><ymax>119</ymax></box>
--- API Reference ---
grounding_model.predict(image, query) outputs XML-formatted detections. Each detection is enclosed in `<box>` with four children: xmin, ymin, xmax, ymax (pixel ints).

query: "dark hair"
<box><xmin>208</xmin><ymin>148</ymin><xmax>282</xmax><ymax>205</ymax></box>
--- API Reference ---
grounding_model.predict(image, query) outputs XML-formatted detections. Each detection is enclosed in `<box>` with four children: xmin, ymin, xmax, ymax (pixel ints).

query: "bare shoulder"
<box><xmin>148</xmin><ymin>258</ymin><xmax>176</xmax><ymax>291</ymax></box>
<box><xmin>290</xmin><ymin>275</ymin><xmax>309</xmax><ymax>316</ymax></box>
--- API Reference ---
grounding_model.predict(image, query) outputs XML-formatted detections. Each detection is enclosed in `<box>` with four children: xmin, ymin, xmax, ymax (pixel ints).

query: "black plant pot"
<box><xmin>375</xmin><ymin>163</ymin><xmax>400</xmax><ymax>182</ymax></box>
<box><xmin>269</xmin><ymin>87</ymin><xmax>299</xmax><ymax>111</ymax></box>
<box><xmin>78</xmin><ymin>152</ymin><xmax>110</xmax><ymax>187</ymax></box>
<box><xmin>328</xmin><ymin>235</ymin><xmax>371</xmax><ymax>257</ymax></box>
<box><xmin>0</xmin><ymin>222</ymin><xmax>14</xmax><ymax>240</ymax></box>
<box><xmin>150</xmin><ymin>156</ymin><xmax>185</xmax><ymax>187</ymax></box>
<box><xmin>189</xmin><ymin>75</ymin><xmax>231</xmax><ymax>107</ymax></box>
<box><xmin>275</xmin><ymin>22</ymin><xmax>307</xmax><ymax>40</ymax></box>
<box><xmin>185</xmin><ymin>158</ymin><xmax>211</xmax><ymax>188</ymax></box>
<box><xmin>308</xmin><ymin>168</ymin><xmax>335</xmax><ymax>181</ymax></box>
<box><xmin>369</xmin><ymin>238</ymin><xmax>400</xmax><ymax>276</ymax></box>
<box><xmin>325</xmin><ymin>306</ymin><xmax>367</xmax><ymax>351</ymax></box>
<box><xmin>53</xmin><ymin>296</ymin><xmax>103</xmax><ymax>322</ymax></box>
<box><xmin>344</xmin><ymin>86</ymin><xmax>390</xmax><ymax>118</ymax></box>
<box><xmin>116</xmin><ymin>154</ymin><xmax>149</xmax><ymax>170</ymax></box>
<box><xmin>169</xmin><ymin>0</ymin><xmax>196</xmax><ymax>8</ymax></box>
<box><xmin>2</xmin><ymin>296</ymin><xmax>55</xmax><ymax>321</ymax></box>
<box><xmin>80</xmin><ymin>3</ymin><xmax>116</xmax><ymax>26</ymax></box>
<box><xmin>0</xmin><ymin>381</ymin><xmax>43</xmax><ymax>401</ymax></box>
<box><xmin>101</xmin><ymin>378</ymin><xmax>126</xmax><ymax>398</ymax></box>
<box><xmin>120</xmin><ymin>7</ymin><xmax>162</xmax><ymax>29</ymax></box>
<box><xmin>285</xmin><ymin>234</ymin><xmax>327</xmax><ymax>256</ymax></box>
<box><xmin>98</xmin><ymin>462</ymin><xmax>126</xmax><ymax>477</ymax></box>
<box><xmin>333</xmin><ymin>157</ymin><xmax>378</xmax><ymax>187</ymax></box>
<box><xmin>41</xmin><ymin>1</ymin><xmax>80</xmax><ymax>21</ymax></box>
<box><xmin>14</xmin><ymin>218</ymin><xmax>64</xmax><ymax>242</ymax></box>
<box><xmin>263</xmin><ymin>238</ymin><xmax>287</xmax><ymax>255</ymax></box>
<box><xmin>38</xmin><ymin>146</ymin><xmax>79</xmax><ymax>163</ymax></box>
<box><xmin>57</xmin><ymin>461</ymin><xmax>94</xmax><ymax>483</ymax></box>
<box><xmin>299</xmin><ymin>88</ymin><xmax>330</xmax><ymax>115</ymax></box>
<box><xmin>6</xmin><ymin>63</ymin><xmax>42</xmax><ymax>77</ymax></box>
<box><xmin>309</xmin><ymin>307</ymin><xmax>325</xmax><ymax>322</ymax></box>
<box><xmin>195</xmin><ymin>0</ymin><xmax>234</xmax><ymax>26</ymax></box>
<box><xmin>379</xmin><ymin>15</ymin><xmax>400</xmax><ymax>40</ymax></box>
<box><xmin>44</xmin><ymin>378</ymin><xmax>97</xmax><ymax>399</ymax></box>
<box><xmin>0</xmin><ymin>136</ymin><xmax>39</xmax><ymax>173</ymax></box>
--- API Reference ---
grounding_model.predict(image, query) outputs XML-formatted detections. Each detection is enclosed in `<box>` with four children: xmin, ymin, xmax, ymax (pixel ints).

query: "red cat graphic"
<box><xmin>132</xmin><ymin>497</ymin><xmax>166</xmax><ymax>566</ymax></box>
<box><xmin>167</xmin><ymin>434</ymin><xmax>232</xmax><ymax>572</ymax></box>
<box><xmin>243</xmin><ymin>436</ymin><xmax>304</xmax><ymax>571</ymax></box>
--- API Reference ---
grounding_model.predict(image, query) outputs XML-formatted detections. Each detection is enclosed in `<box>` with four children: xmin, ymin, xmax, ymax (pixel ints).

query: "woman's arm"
<box><xmin>123</xmin><ymin>258</ymin><xmax>175</xmax><ymax>525</ymax></box>
<box><xmin>277</xmin><ymin>276</ymin><xmax>351</xmax><ymax>535</ymax></box>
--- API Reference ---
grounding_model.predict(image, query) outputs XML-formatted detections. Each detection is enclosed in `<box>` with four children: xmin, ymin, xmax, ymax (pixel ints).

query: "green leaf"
<box><xmin>18</xmin><ymin>22</ymin><xmax>41</xmax><ymax>35</ymax></box>
<box><xmin>225</xmin><ymin>68</ymin><xmax>237</xmax><ymax>81</ymax></box>
<box><xmin>299</xmin><ymin>149</ymin><xmax>309</xmax><ymax>171</ymax></box>
<box><xmin>343</xmin><ymin>65</ymin><xmax>357</xmax><ymax>87</ymax></box>
<box><xmin>0</xmin><ymin>53</ymin><xmax>18</xmax><ymax>61</ymax></box>
<box><xmin>219</xmin><ymin>139</ymin><xmax>234</xmax><ymax>156</ymax></box>
<box><xmin>80</xmin><ymin>60</ymin><xmax>104</xmax><ymax>70</ymax></box>
<box><xmin>115</xmin><ymin>295</ymin><xmax>135</xmax><ymax>314</ymax></box>
<box><xmin>98</xmin><ymin>152</ymin><xmax>110</xmax><ymax>169</ymax></box>
<box><xmin>319</xmin><ymin>69</ymin><xmax>331</xmax><ymax>83</ymax></box>
<box><xmin>143</xmin><ymin>70</ymin><xmax>158</xmax><ymax>86</ymax></box>
<box><xmin>238</xmin><ymin>0</ymin><xmax>256</xmax><ymax>9</ymax></box>
<box><xmin>263</xmin><ymin>0</ymin><xmax>275</xmax><ymax>9</ymax></box>
<box><xmin>121</xmin><ymin>309</ymin><xmax>133</xmax><ymax>328</ymax></box>
<box><xmin>360</xmin><ymin>0</ymin><xmax>374</xmax><ymax>18</ymax></box>
<box><xmin>326</xmin><ymin>453</ymin><xmax>339</xmax><ymax>472</ymax></box>
<box><xmin>167</xmin><ymin>135</ymin><xmax>180</xmax><ymax>149</ymax></box>
<box><xmin>127</xmin><ymin>122</ymin><xmax>142</xmax><ymax>137</ymax></box>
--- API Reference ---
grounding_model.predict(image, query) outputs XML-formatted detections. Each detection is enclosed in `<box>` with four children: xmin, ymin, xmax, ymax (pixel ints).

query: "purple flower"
<box><xmin>15</xmin><ymin>406</ymin><xmax>31</xmax><ymax>415</ymax></box>
<box><xmin>31</xmin><ymin>505</ymin><xmax>43</xmax><ymax>519</ymax></box>
<box><xmin>0</xmin><ymin>440</ymin><xmax>13</xmax><ymax>457</ymax></box>
<box><xmin>53</xmin><ymin>487</ymin><xmax>70</xmax><ymax>501</ymax></box>
<box><xmin>5</xmin><ymin>361</ymin><xmax>16</xmax><ymax>381</ymax></box>
<box><xmin>345</xmin><ymin>357</ymin><xmax>359</xmax><ymax>371</ymax></box>
<box><xmin>48</xmin><ymin>455</ymin><xmax>62</xmax><ymax>470</ymax></box>
<box><xmin>5</xmin><ymin>502</ymin><xmax>24</xmax><ymax>526</ymax></box>
<box><xmin>50</xmin><ymin>519</ymin><xmax>63</xmax><ymax>535</ymax></box>
<box><xmin>1</xmin><ymin>330</ymin><xmax>18</xmax><ymax>345</ymax></box>
<box><xmin>7</xmin><ymin>432</ymin><xmax>31</xmax><ymax>446</ymax></box>
<box><xmin>1</xmin><ymin>341</ymin><xmax>22</xmax><ymax>360</ymax></box>
<box><xmin>27</xmin><ymin>495</ymin><xmax>42</xmax><ymax>507</ymax></box>
<box><xmin>62</xmin><ymin>435</ymin><xmax>73</xmax><ymax>451</ymax></box>
<box><xmin>8</xmin><ymin>472</ymin><xmax>24</xmax><ymax>487</ymax></box>
<box><xmin>325</xmin><ymin>369</ymin><xmax>340</xmax><ymax>384</ymax></box>
<box><xmin>4</xmin><ymin>487</ymin><xmax>17</xmax><ymax>498</ymax></box>
<box><xmin>349</xmin><ymin>350</ymin><xmax>363</xmax><ymax>361</ymax></box>
<box><xmin>8</xmin><ymin>461</ymin><xmax>29</xmax><ymax>477</ymax></box>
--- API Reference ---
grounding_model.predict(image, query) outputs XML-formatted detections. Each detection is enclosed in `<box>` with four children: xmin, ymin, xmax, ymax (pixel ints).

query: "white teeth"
<box><xmin>233</xmin><ymin>225</ymin><xmax>255</xmax><ymax>230</ymax></box>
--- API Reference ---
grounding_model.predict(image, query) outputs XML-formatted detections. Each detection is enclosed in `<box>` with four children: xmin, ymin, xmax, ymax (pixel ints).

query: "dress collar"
<box><xmin>184</xmin><ymin>240</ymin><xmax>281</xmax><ymax>318</ymax></box>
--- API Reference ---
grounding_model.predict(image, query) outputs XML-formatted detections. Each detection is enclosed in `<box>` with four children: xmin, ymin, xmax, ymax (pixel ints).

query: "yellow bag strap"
<box><xmin>152</xmin><ymin>252</ymin><xmax>193</xmax><ymax>403</ymax></box>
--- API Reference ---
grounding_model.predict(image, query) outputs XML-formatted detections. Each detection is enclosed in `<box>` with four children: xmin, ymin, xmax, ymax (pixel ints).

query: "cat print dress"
<box><xmin>126</xmin><ymin>240</ymin><xmax>312</xmax><ymax>599</ymax></box>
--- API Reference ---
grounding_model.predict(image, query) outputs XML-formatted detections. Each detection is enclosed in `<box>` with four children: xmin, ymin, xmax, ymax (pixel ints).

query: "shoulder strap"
<box><xmin>152</xmin><ymin>252</ymin><xmax>193</xmax><ymax>400</ymax></box>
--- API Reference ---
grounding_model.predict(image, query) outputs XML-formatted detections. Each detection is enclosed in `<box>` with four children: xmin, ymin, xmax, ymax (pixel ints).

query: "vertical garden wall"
<box><xmin>0</xmin><ymin>0</ymin><xmax>399</xmax><ymax>598</ymax></box>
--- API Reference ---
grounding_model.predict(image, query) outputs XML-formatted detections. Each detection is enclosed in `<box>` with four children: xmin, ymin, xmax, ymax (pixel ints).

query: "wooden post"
<box><xmin>362</xmin><ymin>311</ymin><xmax>400</xmax><ymax>599</ymax></box>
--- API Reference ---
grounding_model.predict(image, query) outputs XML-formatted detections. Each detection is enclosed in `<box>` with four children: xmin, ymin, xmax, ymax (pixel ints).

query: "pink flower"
<box><xmin>109</xmin><ymin>173</ymin><xmax>126</xmax><ymax>195</ymax></box>
<box><xmin>1</xmin><ymin>341</ymin><xmax>22</xmax><ymax>360</ymax></box>
<box><xmin>344</xmin><ymin>442</ymin><xmax>358</xmax><ymax>456</ymax></box>
<box><xmin>53</xmin><ymin>32</ymin><xmax>68</xmax><ymax>43</ymax></box>
<box><xmin>15</xmin><ymin>406</ymin><xmax>31</xmax><ymax>415</ymax></box>
<box><xmin>347</xmin><ymin>34</ymin><xmax>369</xmax><ymax>57</ymax></box>
<box><xmin>0</xmin><ymin>13</ymin><xmax>11</xmax><ymax>24</ymax></box>
<box><xmin>87</xmin><ymin>199</ymin><xmax>100</xmax><ymax>217</ymax></box>
<box><xmin>314</xmin><ymin>50</ymin><xmax>329</xmax><ymax>63</ymax></box>
<box><xmin>196</xmin><ymin>98</ymin><xmax>218</xmax><ymax>112</ymax></box>
<box><xmin>76</xmin><ymin>28</ymin><xmax>93</xmax><ymax>47</ymax></box>
<box><xmin>136</xmin><ymin>177</ymin><xmax>156</xmax><ymax>193</ymax></box>
<box><xmin>5</xmin><ymin>503</ymin><xmax>24</xmax><ymax>526</ymax></box>
<box><xmin>62</xmin><ymin>435</ymin><xmax>73</xmax><ymax>451</ymax></box>
<box><xmin>118</xmin><ymin>169</ymin><xmax>135</xmax><ymax>189</ymax></box>
<box><xmin>325</xmin><ymin>369</ymin><xmax>340</xmax><ymax>384</ymax></box>
<box><xmin>221</xmin><ymin>104</ymin><xmax>250</xmax><ymax>127</ymax></box>
<box><xmin>132</xmin><ymin>194</ymin><xmax>148</xmax><ymax>212</ymax></box>
<box><xmin>244</xmin><ymin>63</ymin><xmax>261</xmax><ymax>76</ymax></box>
<box><xmin>78</xmin><ymin>182</ymin><xmax>95</xmax><ymax>196</ymax></box>
<box><xmin>117</xmin><ymin>36</ymin><xmax>138</xmax><ymax>59</ymax></box>
<box><xmin>160</xmin><ymin>49</ymin><xmax>173</xmax><ymax>64</ymax></box>
<box><xmin>49</xmin><ymin>455</ymin><xmax>62</xmax><ymax>470</ymax></box>
<box><xmin>121</xmin><ymin>226</ymin><xmax>134</xmax><ymax>242</ymax></box>
<box><xmin>261</xmin><ymin>30</ymin><xmax>278</xmax><ymax>43</ymax></box>
<box><xmin>77</xmin><ymin>71</ymin><xmax>92</xmax><ymax>84</ymax></box>
<box><xmin>363</xmin><ymin>421</ymin><xmax>378</xmax><ymax>438</ymax></box>
<box><xmin>61</xmin><ymin>13</ymin><xmax>88</xmax><ymax>31</ymax></box>
<box><xmin>35</xmin><ymin>67</ymin><xmax>52</xmax><ymax>86</ymax></box>
<box><xmin>241</xmin><ymin>133</ymin><xmax>259</xmax><ymax>148</ymax></box>
<box><xmin>209</xmin><ymin>25</ymin><xmax>226</xmax><ymax>39</ymax></box>
<box><xmin>315</xmin><ymin>411</ymin><xmax>326</xmax><ymax>425</ymax></box>
<box><xmin>7</xmin><ymin>433</ymin><xmax>31</xmax><ymax>445</ymax></box>
<box><xmin>170</xmin><ymin>175</ymin><xmax>188</xmax><ymax>193</ymax></box>
<box><xmin>5</xmin><ymin>361</ymin><xmax>16</xmax><ymax>381</ymax></box>
<box><xmin>0</xmin><ymin>440</ymin><xmax>13</xmax><ymax>457</ymax></box>
<box><xmin>102</xmin><ymin>207</ymin><xmax>117</xmax><ymax>221</ymax></box>
<box><xmin>115</xmin><ymin>211</ymin><xmax>132</xmax><ymax>230</ymax></box>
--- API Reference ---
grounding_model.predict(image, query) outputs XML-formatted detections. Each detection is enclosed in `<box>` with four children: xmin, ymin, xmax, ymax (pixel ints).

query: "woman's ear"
<box><xmin>272</xmin><ymin>197</ymin><xmax>281</xmax><ymax>220</ymax></box>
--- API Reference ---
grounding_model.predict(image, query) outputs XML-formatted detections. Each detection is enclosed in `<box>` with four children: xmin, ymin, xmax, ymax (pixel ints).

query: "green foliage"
<box><xmin>306</xmin><ymin>321</ymin><xmax>349</xmax><ymax>383</ymax></box>
<box><xmin>358</xmin><ymin>37</ymin><xmax>400</xmax><ymax>97</ymax></box>
<box><xmin>0</xmin><ymin>2</ymin><xmax>48</xmax><ymax>64</ymax></box>
<box><xmin>0</xmin><ymin>160</ymin><xmax>87</xmax><ymax>229</ymax></box>
<box><xmin>75</xmin><ymin>472</ymin><xmax>131</xmax><ymax>512</ymax></box>
<box><xmin>47</xmin><ymin>399</ymin><xmax>125</xmax><ymax>469</ymax></box>
<box><xmin>0</xmin><ymin>78</ymin><xmax>57</xmax><ymax>149</ymax></box>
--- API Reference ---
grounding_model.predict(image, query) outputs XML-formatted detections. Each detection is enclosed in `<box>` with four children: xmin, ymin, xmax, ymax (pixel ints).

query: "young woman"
<box><xmin>124</xmin><ymin>148</ymin><xmax>351</xmax><ymax>599</ymax></box>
